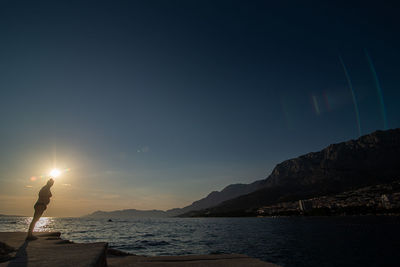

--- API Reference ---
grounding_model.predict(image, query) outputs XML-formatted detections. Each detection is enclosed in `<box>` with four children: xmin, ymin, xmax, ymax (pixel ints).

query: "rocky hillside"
<box><xmin>182</xmin><ymin>128</ymin><xmax>400</xmax><ymax>217</ymax></box>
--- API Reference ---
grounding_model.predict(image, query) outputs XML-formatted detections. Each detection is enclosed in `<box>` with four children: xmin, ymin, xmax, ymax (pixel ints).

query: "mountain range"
<box><xmin>183</xmin><ymin>128</ymin><xmax>400</xmax><ymax>216</ymax></box>
<box><xmin>86</xmin><ymin>128</ymin><xmax>400</xmax><ymax>218</ymax></box>
<box><xmin>85</xmin><ymin>180</ymin><xmax>266</xmax><ymax>218</ymax></box>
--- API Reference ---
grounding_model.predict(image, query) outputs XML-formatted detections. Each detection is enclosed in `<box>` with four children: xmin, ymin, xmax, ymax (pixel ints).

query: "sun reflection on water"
<box><xmin>24</xmin><ymin>217</ymin><xmax>55</xmax><ymax>232</ymax></box>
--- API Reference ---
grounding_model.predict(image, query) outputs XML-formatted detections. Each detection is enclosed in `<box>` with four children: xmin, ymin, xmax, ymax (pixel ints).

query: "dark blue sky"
<box><xmin>1</xmin><ymin>0</ymin><xmax>399</xmax><ymax>215</ymax></box>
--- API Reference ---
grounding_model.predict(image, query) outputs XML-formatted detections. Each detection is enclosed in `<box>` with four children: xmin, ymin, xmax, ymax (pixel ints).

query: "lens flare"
<box><xmin>339</xmin><ymin>55</ymin><xmax>361</xmax><ymax>137</ymax></box>
<box><xmin>365</xmin><ymin>49</ymin><xmax>387</xmax><ymax>130</ymax></box>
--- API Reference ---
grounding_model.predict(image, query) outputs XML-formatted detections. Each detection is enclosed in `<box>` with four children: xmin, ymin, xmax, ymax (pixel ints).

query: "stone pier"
<box><xmin>0</xmin><ymin>232</ymin><xmax>280</xmax><ymax>267</ymax></box>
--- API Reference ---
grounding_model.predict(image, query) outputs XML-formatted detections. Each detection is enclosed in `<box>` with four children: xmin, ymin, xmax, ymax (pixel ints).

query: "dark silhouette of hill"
<box><xmin>166</xmin><ymin>181</ymin><xmax>265</xmax><ymax>216</ymax></box>
<box><xmin>182</xmin><ymin>128</ymin><xmax>400</xmax><ymax>217</ymax></box>
<box><xmin>85</xmin><ymin>180</ymin><xmax>264</xmax><ymax>219</ymax></box>
<box><xmin>85</xmin><ymin>181</ymin><xmax>266</xmax><ymax>218</ymax></box>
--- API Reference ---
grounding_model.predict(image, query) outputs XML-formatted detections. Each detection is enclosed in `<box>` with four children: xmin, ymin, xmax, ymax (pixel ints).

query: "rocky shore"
<box><xmin>0</xmin><ymin>232</ymin><xmax>279</xmax><ymax>267</ymax></box>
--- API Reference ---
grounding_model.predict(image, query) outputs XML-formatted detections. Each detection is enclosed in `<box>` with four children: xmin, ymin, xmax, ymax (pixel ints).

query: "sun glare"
<box><xmin>50</xmin><ymin>168</ymin><xmax>61</xmax><ymax>178</ymax></box>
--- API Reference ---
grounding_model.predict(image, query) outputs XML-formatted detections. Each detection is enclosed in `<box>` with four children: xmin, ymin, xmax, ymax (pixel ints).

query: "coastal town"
<box><xmin>257</xmin><ymin>180</ymin><xmax>400</xmax><ymax>216</ymax></box>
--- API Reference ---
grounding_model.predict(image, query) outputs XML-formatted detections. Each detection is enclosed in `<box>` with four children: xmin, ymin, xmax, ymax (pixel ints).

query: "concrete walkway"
<box><xmin>0</xmin><ymin>232</ymin><xmax>280</xmax><ymax>267</ymax></box>
<box><xmin>0</xmin><ymin>232</ymin><xmax>106</xmax><ymax>267</ymax></box>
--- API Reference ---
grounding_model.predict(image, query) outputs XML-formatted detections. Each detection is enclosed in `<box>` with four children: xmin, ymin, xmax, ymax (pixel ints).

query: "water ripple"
<box><xmin>1</xmin><ymin>216</ymin><xmax>400</xmax><ymax>267</ymax></box>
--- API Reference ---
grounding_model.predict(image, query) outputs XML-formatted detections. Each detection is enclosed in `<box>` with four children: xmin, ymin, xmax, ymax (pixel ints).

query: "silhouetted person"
<box><xmin>27</xmin><ymin>178</ymin><xmax>54</xmax><ymax>240</ymax></box>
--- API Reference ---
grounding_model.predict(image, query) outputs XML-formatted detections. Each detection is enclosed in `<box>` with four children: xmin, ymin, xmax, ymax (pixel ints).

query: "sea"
<box><xmin>1</xmin><ymin>216</ymin><xmax>399</xmax><ymax>267</ymax></box>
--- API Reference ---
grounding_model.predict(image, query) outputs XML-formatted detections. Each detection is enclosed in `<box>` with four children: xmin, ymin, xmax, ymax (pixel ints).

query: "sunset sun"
<box><xmin>49</xmin><ymin>169</ymin><xmax>61</xmax><ymax>178</ymax></box>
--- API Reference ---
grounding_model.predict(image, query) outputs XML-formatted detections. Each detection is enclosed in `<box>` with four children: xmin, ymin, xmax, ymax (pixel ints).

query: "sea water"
<box><xmin>1</xmin><ymin>216</ymin><xmax>399</xmax><ymax>267</ymax></box>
